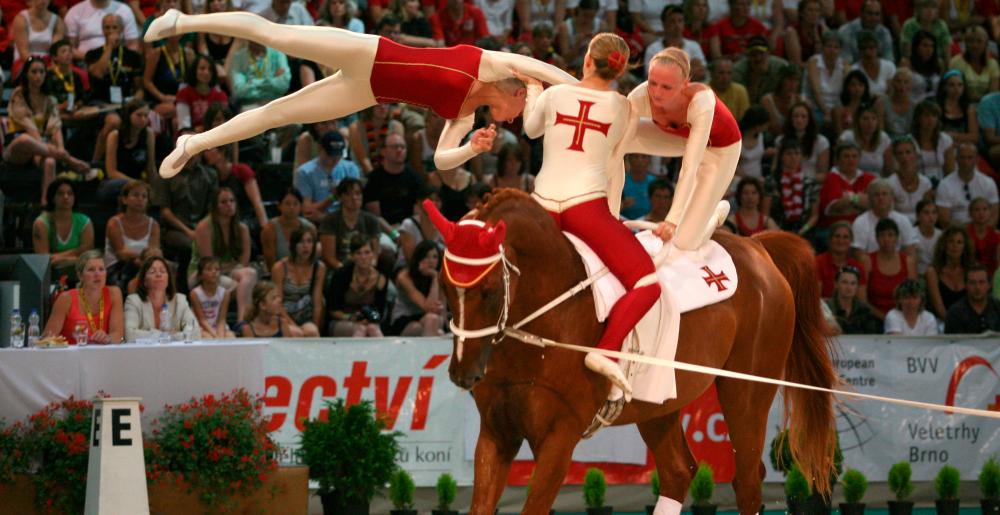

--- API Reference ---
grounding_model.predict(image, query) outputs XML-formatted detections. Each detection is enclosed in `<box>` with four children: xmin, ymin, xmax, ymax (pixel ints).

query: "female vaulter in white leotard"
<box><xmin>144</xmin><ymin>9</ymin><xmax>577</xmax><ymax>178</ymax></box>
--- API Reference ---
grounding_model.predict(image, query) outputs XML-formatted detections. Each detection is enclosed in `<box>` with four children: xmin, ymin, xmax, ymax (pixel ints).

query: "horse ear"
<box><xmin>484</xmin><ymin>220</ymin><xmax>506</xmax><ymax>248</ymax></box>
<box><xmin>423</xmin><ymin>200</ymin><xmax>454</xmax><ymax>240</ymax></box>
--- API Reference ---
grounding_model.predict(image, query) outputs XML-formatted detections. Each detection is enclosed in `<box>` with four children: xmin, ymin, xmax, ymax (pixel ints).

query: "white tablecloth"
<box><xmin>0</xmin><ymin>341</ymin><xmax>267</xmax><ymax>423</ymax></box>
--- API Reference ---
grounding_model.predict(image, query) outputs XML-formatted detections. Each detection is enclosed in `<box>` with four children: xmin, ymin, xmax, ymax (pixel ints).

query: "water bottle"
<box><xmin>159</xmin><ymin>303</ymin><xmax>172</xmax><ymax>344</ymax></box>
<box><xmin>9</xmin><ymin>309</ymin><xmax>24</xmax><ymax>349</ymax></box>
<box><xmin>27</xmin><ymin>310</ymin><xmax>40</xmax><ymax>348</ymax></box>
<box><xmin>268</xmin><ymin>132</ymin><xmax>281</xmax><ymax>163</ymax></box>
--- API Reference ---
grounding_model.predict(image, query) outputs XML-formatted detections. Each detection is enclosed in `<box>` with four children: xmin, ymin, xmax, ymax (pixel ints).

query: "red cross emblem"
<box><xmin>554</xmin><ymin>100</ymin><xmax>611</xmax><ymax>152</ymax></box>
<box><xmin>701</xmin><ymin>266</ymin><xmax>730</xmax><ymax>292</ymax></box>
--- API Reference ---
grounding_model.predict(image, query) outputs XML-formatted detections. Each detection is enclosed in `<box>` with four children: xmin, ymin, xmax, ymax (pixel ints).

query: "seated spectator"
<box><xmin>783</xmin><ymin>0</ymin><xmax>825</xmax><ymax>67</ymax></box>
<box><xmin>926</xmin><ymin>225</ymin><xmax>973</xmax><ymax>319</ymax></box>
<box><xmin>316</xmin><ymin>0</ymin><xmax>364</xmax><ymax>33</ymax></box>
<box><xmin>238</xmin><ymin>281</ymin><xmax>291</xmax><ymax>337</ymax></box>
<box><xmin>190</xmin><ymin>256</ymin><xmax>236</xmax><ymax>339</ymax></box>
<box><xmin>473</xmin><ymin>0</ymin><xmax>513</xmax><ymax>43</ymax></box>
<box><xmin>320</xmin><ymin>178</ymin><xmax>382</xmax><ymax>270</ymax></box>
<box><xmin>760</xmin><ymin>64</ymin><xmax>806</xmax><ymax>136</ymax></box>
<box><xmin>65</xmin><ymin>0</ymin><xmax>140</xmax><ymax>61</ymax></box>
<box><xmin>430</xmin><ymin>0</ymin><xmax>488</xmax><ymax>46</ymax></box>
<box><xmin>104</xmin><ymin>180</ymin><xmax>160</xmax><ymax>290</ymax></box>
<box><xmin>261</xmin><ymin>0</ymin><xmax>313</xmax><ymax>25</ymax></box>
<box><xmin>880</xmin><ymin>68</ymin><xmax>915</xmax><ymax>139</ymax></box>
<box><xmin>202</xmin><ymin>102</ymin><xmax>240</xmax><ymax>163</ymax></box>
<box><xmin>349</xmin><ymin>104</ymin><xmax>405</xmax><ymax>174</ymax></box>
<box><xmin>175</xmin><ymin>54</ymin><xmax>228</xmax><ymax>131</ymax></box>
<box><xmin>816</xmin><ymin>221</ymin><xmax>867</xmax><ymax>298</ymax></box>
<box><xmin>43</xmin><ymin>250</ymin><xmax>125</xmax><ymax>344</ymax></box>
<box><xmin>33</xmin><ymin>179</ymin><xmax>95</xmax><ymax>282</ymax></box>
<box><xmin>327</xmin><ymin>235</ymin><xmax>389</xmax><ymax>336</ymax></box>
<box><xmin>142</xmin><ymin>32</ymin><xmax>193</xmax><ymax>124</ymax></box>
<box><xmin>837</xmin><ymin>0</ymin><xmax>894</xmax><ymax>63</ymax></box>
<box><xmin>711</xmin><ymin>57</ymin><xmax>750</xmax><ymax>121</ymax></box>
<box><xmin>765</xmin><ymin>139</ymin><xmax>820</xmax><ymax>234</ymax></box>
<box><xmin>884</xmin><ymin>279</ymin><xmax>939</xmax><ymax>335</ymax></box>
<box><xmin>46</xmin><ymin>38</ymin><xmax>92</xmax><ymax>124</ymax></box>
<box><xmin>774</xmin><ymin>101</ymin><xmax>830</xmax><ymax>181</ymax></box>
<box><xmin>818</xmin><ymin>141</ymin><xmax>876</xmax><ymax>229</ymax></box>
<box><xmin>948</xmin><ymin>26</ymin><xmax>999</xmax><ymax>103</ymax></box>
<box><xmin>909</xmin><ymin>101</ymin><xmax>954</xmax><ymax>182</ymax></box>
<box><xmin>430</xmin><ymin>166</ymin><xmax>477</xmax><ymax>221</ymax></box>
<box><xmin>271</xmin><ymin>227</ymin><xmax>325</xmax><ymax>337</ymax></box>
<box><xmin>735</xmin><ymin>106</ymin><xmax>770</xmax><ymax>180</ymax></box>
<box><xmin>710</xmin><ymin>0</ymin><xmax>769</xmax><ymax>60</ymax></box>
<box><xmin>683</xmin><ymin>0</ymin><xmax>717</xmax><ymax>56</ymax></box>
<box><xmin>126</xmin><ymin>247</ymin><xmax>164</xmax><ymax>294</ymax></box>
<box><xmin>862</xmin><ymin>218</ymin><xmax>918</xmax><ymax>317</ymax></box>
<box><xmin>620</xmin><ymin>154</ymin><xmax>656</xmax><ymax>220</ymax></box>
<box><xmin>102</xmin><ymin>98</ymin><xmax>155</xmax><ymax>200</ymax></box>
<box><xmin>979</xmin><ymin>92</ymin><xmax>1000</xmax><ymax>171</ymax></box>
<box><xmin>825</xmin><ymin>265</ymin><xmax>882</xmax><ymax>334</ymax></box>
<box><xmin>262</xmin><ymin>188</ymin><xmax>316</xmax><ymax>269</ymax></box>
<box><xmin>364</xmin><ymin>133</ymin><xmax>427</xmax><ymax>225</ymax></box>
<box><xmin>190</xmin><ymin>187</ymin><xmax>258</xmax><ymax>319</ymax></box>
<box><xmin>5</xmin><ymin>57</ymin><xmax>90</xmax><ymax>204</ymax></box>
<box><xmin>900</xmin><ymin>0</ymin><xmax>951</xmax><ymax>65</ymax></box>
<box><xmin>394</xmin><ymin>0</ymin><xmax>438</xmax><ymax>48</ymax></box>
<box><xmin>937</xmin><ymin>69</ymin><xmax>978</xmax><ymax>145</ymax></box>
<box><xmin>11</xmin><ymin>0</ymin><xmax>66</xmax><ymax>74</ymax></box>
<box><xmin>485</xmin><ymin>142</ymin><xmax>535</xmax><ymax>193</ymax></box>
<box><xmin>945</xmin><ymin>264</ymin><xmax>1000</xmax><ymax>333</ymax></box>
<box><xmin>903</xmin><ymin>30</ymin><xmax>942</xmax><ymax>103</ymax></box>
<box><xmin>968</xmin><ymin>197</ymin><xmax>1000</xmax><ymax>276</ymax></box>
<box><xmin>202</xmin><ymin>144</ymin><xmax>269</xmax><ymax>228</ymax></box>
<box><xmin>830</xmin><ymin>70</ymin><xmax>877</xmax><ymax>138</ymax></box>
<box><xmin>643</xmin><ymin>178</ymin><xmax>674</xmax><ymax>223</ymax></box>
<box><xmin>850</xmin><ymin>30</ymin><xmax>895</xmax><ymax>97</ymax></box>
<box><xmin>914</xmin><ymin>199</ymin><xmax>941</xmax><ymax>275</ymax></box>
<box><xmin>731</xmin><ymin>35</ymin><xmax>787</xmax><ymax>105</ymax></box>
<box><xmin>195</xmin><ymin>0</ymin><xmax>235</xmax><ymax>84</ymax></box>
<box><xmin>560</xmin><ymin>0</ymin><xmax>605</xmax><ymax>72</ymax></box>
<box><xmin>886</xmin><ymin>136</ymin><xmax>934</xmax><ymax>223</ymax></box>
<box><xmin>124</xmin><ymin>255</ymin><xmax>200</xmax><ymax>341</ymax></box>
<box><xmin>851</xmin><ymin>179</ymin><xmax>920</xmax><ymax>257</ymax></box>
<box><xmin>936</xmin><ymin>142</ymin><xmax>1000</xmax><ymax>227</ymax></box>
<box><xmin>396</xmin><ymin>188</ymin><xmax>444</xmax><ymax>269</ymax></box>
<box><xmin>643</xmin><ymin>6</ymin><xmax>707</xmax><ymax>81</ymax></box>
<box><xmin>85</xmin><ymin>14</ymin><xmax>143</xmax><ymax>162</ymax></box>
<box><xmin>227</xmin><ymin>39</ymin><xmax>290</xmax><ymax>112</ymax></box>
<box><xmin>837</xmin><ymin>103</ymin><xmax>892</xmax><ymax>176</ymax></box>
<box><xmin>389</xmin><ymin>240</ymin><xmax>446</xmax><ymax>336</ymax></box>
<box><xmin>293</xmin><ymin>119</ymin><xmax>341</xmax><ymax>172</ymax></box>
<box><xmin>804</xmin><ymin>31</ymin><xmax>846</xmax><ymax>129</ymax></box>
<box><xmin>728</xmin><ymin>176</ymin><xmax>778</xmax><ymax>236</ymax></box>
<box><xmin>294</xmin><ymin>131</ymin><xmax>362</xmax><ymax>222</ymax></box>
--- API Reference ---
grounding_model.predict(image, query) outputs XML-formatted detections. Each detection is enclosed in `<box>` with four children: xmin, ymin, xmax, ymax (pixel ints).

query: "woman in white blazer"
<box><xmin>125</xmin><ymin>256</ymin><xmax>201</xmax><ymax>342</ymax></box>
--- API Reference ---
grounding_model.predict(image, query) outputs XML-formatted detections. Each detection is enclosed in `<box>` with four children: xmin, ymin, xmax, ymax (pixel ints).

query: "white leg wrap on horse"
<box><xmin>653</xmin><ymin>496</ymin><xmax>683</xmax><ymax>515</ymax></box>
<box><xmin>634</xmin><ymin>272</ymin><xmax>659</xmax><ymax>288</ymax></box>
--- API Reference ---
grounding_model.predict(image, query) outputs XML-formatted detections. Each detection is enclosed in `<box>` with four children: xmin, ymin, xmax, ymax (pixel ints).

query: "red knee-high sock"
<box><xmin>596</xmin><ymin>283</ymin><xmax>660</xmax><ymax>359</ymax></box>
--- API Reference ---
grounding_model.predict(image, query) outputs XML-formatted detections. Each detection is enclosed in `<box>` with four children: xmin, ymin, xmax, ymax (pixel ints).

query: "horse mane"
<box><xmin>475</xmin><ymin>188</ymin><xmax>538</xmax><ymax>221</ymax></box>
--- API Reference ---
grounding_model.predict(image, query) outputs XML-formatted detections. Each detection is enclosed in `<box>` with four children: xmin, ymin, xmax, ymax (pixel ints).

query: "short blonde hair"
<box><xmin>650</xmin><ymin>47</ymin><xmax>691</xmax><ymax>80</ymax></box>
<box><xmin>588</xmin><ymin>32</ymin><xmax>630</xmax><ymax>80</ymax></box>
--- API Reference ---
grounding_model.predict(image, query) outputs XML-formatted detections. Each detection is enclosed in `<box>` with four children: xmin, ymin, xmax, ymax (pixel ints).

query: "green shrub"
<box><xmin>389</xmin><ymin>469</ymin><xmax>415</xmax><ymax>510</ymax></box>
<box><xmin>888</xmin><ymin>462</ymin><xmax>914</xmax><ymax>501</ymax></box>
<box><xmin>436</xmin><ymin>473</ymin><xmax>458</xmax><ymax>511</ymax></box>
<box><xmin>651</xmin><ymin>470</ymin><xmax>660</xmax><ymax>498</ymax></box>
<box><xmin>842</xmin><ymin>469</ymin><xmax>868</xmax><ymax>503</ymax></box>
<box><xmin>785</xmin><ymin>465</ymin><xmax>812</xmax><ymax>502</ymax></box>
<box><xmin>690</xmin><ymin>463</ymin><xmax>715</xmax><ymax>505</ymax></box>
<box><xmin>935</xmin><ymin>465</ymin><xmax>961</xmax><ymax>500</ymax></box>
<box><xmin>770</xmin><ymin>429</ymin><xmax>844</xmax><ymax>484</ymax></box>
<box><xmin>584</xmin><ymin>468</ymin><xmax>607</xmax><ymax>508</ymax></box>
<box><xmin>981</xmin><ymin>457</ymin><xmax>1000</xmax><ymax>500</ymax></box>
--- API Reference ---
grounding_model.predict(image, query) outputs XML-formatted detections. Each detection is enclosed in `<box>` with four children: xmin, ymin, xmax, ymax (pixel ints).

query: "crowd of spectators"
<box><xmin>5</xmin><ymin>0</ymin><xmax>1000</xmax><ymax>343</ymax></box>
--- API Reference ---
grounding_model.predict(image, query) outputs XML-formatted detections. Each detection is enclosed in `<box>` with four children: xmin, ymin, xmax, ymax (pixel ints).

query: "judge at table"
<box><xmin>125</xmin><ymin>256</ymin><xmax>201</xmax><ymax>342</ymax></box>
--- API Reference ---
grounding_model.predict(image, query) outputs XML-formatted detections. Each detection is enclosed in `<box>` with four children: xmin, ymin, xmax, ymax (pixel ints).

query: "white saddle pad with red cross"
<box><xmin>563</xmin><ymin>230</ymin><xmax>738</xmax><ymax>403</ymax></box>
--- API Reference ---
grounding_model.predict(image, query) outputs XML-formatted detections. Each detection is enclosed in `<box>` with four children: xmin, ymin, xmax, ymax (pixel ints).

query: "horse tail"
<box><xmin>753</xmin><ymin>231</ymin><xmax>838</xmax><ymax>498</ymax></box>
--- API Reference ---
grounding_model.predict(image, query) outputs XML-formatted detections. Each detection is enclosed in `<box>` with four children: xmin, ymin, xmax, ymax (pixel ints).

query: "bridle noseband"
<box><xmin>448</xmin><ymin>245</ymin><xmax>521</xmax><ymax>356</ymax></box>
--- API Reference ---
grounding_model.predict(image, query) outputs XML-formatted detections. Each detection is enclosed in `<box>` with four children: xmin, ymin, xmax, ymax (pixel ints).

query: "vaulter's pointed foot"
<box><xmin>159</xmin><ymin>133</ymin><xmax>193</xmax><ymax>178</ymax></box>
<box><xmin>145</xmin><ymin>8</ymin><xmax>182</xmax><ymax>42</ymax></box>
<box><xmin>584</xmin><ymin>351</ymin><xmax>632</xmax><ymax>399</ymax></box>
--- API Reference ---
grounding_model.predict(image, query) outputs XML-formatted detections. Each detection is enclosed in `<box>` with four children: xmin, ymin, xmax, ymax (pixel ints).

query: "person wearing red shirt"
<box><xmin>819</xmin><ymin>141</ymin><xmax>876</xmax><ymax>227</ymax></box>
<box><xmin>815</xmin><ymin>221</ymin><xmax>868</xmax><ymax>298</ymax></box>
<box><xmin>174</xmin><ymin>54</ymin><xmax>229</xmax><ymax>130</ymax></box>
<box><xmin>967</xmin><ymin>197</ymin><xmax>1000</xmax><ymax>276</ymax></box>
<box><xmin>710</xmin><ymin>0</ymin><xmax>767</xmax><ymax>58</ymax></box>
<box><xmin>429</xmin><ymin>0</ymin><xmax>487</xmax><ymax>46</ymax></box>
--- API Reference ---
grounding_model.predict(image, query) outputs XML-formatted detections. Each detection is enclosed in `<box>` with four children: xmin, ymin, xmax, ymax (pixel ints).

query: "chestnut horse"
<box><xmin>434</xmin><ymin>190</ymin><xmax>837</xmax><ymax>514</ymax></box>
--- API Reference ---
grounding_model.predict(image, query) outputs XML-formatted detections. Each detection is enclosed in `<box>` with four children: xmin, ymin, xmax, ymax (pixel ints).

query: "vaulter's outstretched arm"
<box><xmin>479</xmin><ymin>51</ymin><xmax>578</xmax><ymax>85</ymax></box>
<box><xmin>433</xmin><ymin>115</ymin><xmax>478</xmax><ymax>171</ymax></box>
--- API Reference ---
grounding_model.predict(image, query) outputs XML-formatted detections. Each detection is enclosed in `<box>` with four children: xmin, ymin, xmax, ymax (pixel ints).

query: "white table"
<box><xmin>0</xmin><ymin>341</ymin><xmax>267</xmax><ymax>423</ymax></box>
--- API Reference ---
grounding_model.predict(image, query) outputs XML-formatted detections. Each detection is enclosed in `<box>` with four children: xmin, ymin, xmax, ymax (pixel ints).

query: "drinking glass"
<box><xmin>73</xmin><ymin>321</ymin><xmax>88</xmax><ymax>347</ymax></box>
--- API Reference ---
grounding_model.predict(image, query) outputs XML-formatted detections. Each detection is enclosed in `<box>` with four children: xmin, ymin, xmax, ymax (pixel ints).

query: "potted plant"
<box><xmin>981</xmin><ymin>457</ymin><xmax>1000</xmax><ymax>515</ymax></box>
<box><xmin>0</xmin><ymin>418</ymin><xmax>27</xmax><ymax>485</ymax></box>
<box><xmin>20</xmin><ymin>396</ymin><xmax>97</xmax><ymax>514</ymax></box>
<box><xmin>840</xmin><ymin>469</ymin><xmax>868</xmax><ymax>515</ymax></box>
<box><xmin>935</xmin><ymin>465</ymin><xmax>961</xmax><ymax>515</ymax></box>
<box><xmin>298</xmin><ymin>399</ymin><xmax>402</xmax><ymax>515</ymax></box>
<box><xmin>690</xmin><ymin>462</ymin><xmax>717</xmax><ymax>515</ymax></box>
<box><xmin>389</xmin><ymin>469</ymin><xmax>417</xmax><ymax>515</ymax></box>
<box><xmin>770</xmin><ymin>429</ymin><xmax>841</xmax><ymax>515</ymax></box>
<box><xmin>785</xmin><ymin>465</ymin><xmax>812</xmax><ymax>515</ymax></box>
<box><xmin>584</xmin><ymin>467</ymin><xmax>612</xmax><ymax>515</ymax></box>
<box><xmin>433</xmin><ymin>473</ymin><xmax>459</xmax><ymax>515</ymax></box>
<box><xmin>888</xmin><ymin>461</ymin><xmax>915</xmax><ymax>515</ymax></box>
<box><xmin>646</xmin><ymin>470</ymin><xmax>660</xmax><ymax>515</ymax></box>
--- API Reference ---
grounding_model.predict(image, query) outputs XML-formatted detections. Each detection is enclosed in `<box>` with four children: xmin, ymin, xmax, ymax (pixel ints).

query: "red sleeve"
<box><xmin>429</xmin><ymin>13</ymin><xmax>445</xmax><ymax>41</ymax></box>
<box><xmin>73</xmin><ymin>66</ymin><xmax>91</xmax><ymax>91</ymax></box>
<box><xmin>231</xmin><ymin>163</ymin><xmax>256</xmax><ymax>183</ymax></box>
<box><xmin>175</xmin><ymin>86</ymin><xmax>196</xmax><ymax>104</ymax></box>
<box><xmin>818</xmin><ymin>175</ymin><xmax>843</xmax><ymax>214</ymax></box>
<box><xmin>857</xmin><ymin>173</ymin><xmax>876</xmax><ymax>193</ymax></box>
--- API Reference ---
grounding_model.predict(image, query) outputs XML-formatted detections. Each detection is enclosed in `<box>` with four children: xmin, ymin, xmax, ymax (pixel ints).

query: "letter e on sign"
<box><xmin>112</xmin><ymin>408</ymin><xmax>133</xmax><ymax>446</ymax></box>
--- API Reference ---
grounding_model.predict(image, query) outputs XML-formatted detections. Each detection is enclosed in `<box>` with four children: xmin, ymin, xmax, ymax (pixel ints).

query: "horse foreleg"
<box><xmin>469</xmin><ymin>428</ymin><xmax>521</xmax><ymax>515</ymax></box>
<box><xmin>637</xmin><ymin>412</ymin><xmax>697</xmax><ymax>515</ymax></box>
<box><xmin>716</xmin><ymin>378</ymin><xmax>778</xmax><ymax>515</ymax></box>
<box><xmin>522</xmin><ymin>430</ymin><xmax>581</xmax><ymax>515</ymax></box>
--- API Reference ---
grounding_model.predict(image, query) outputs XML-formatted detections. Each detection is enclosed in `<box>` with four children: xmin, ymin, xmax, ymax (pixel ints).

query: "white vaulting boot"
<box><xmin>145</xmin><ymin>8</ymin><xmax>182</xmax><ymax>42</ymax></box>
<box><xmin>585</xmin><ymin>352</ymin><xmax>633</xmax><ymax>401</ymax></box>
<box><xmin>653</xmin><ymin>496</ymin><xmax>683</xmax><ymax>515</ymax></box>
